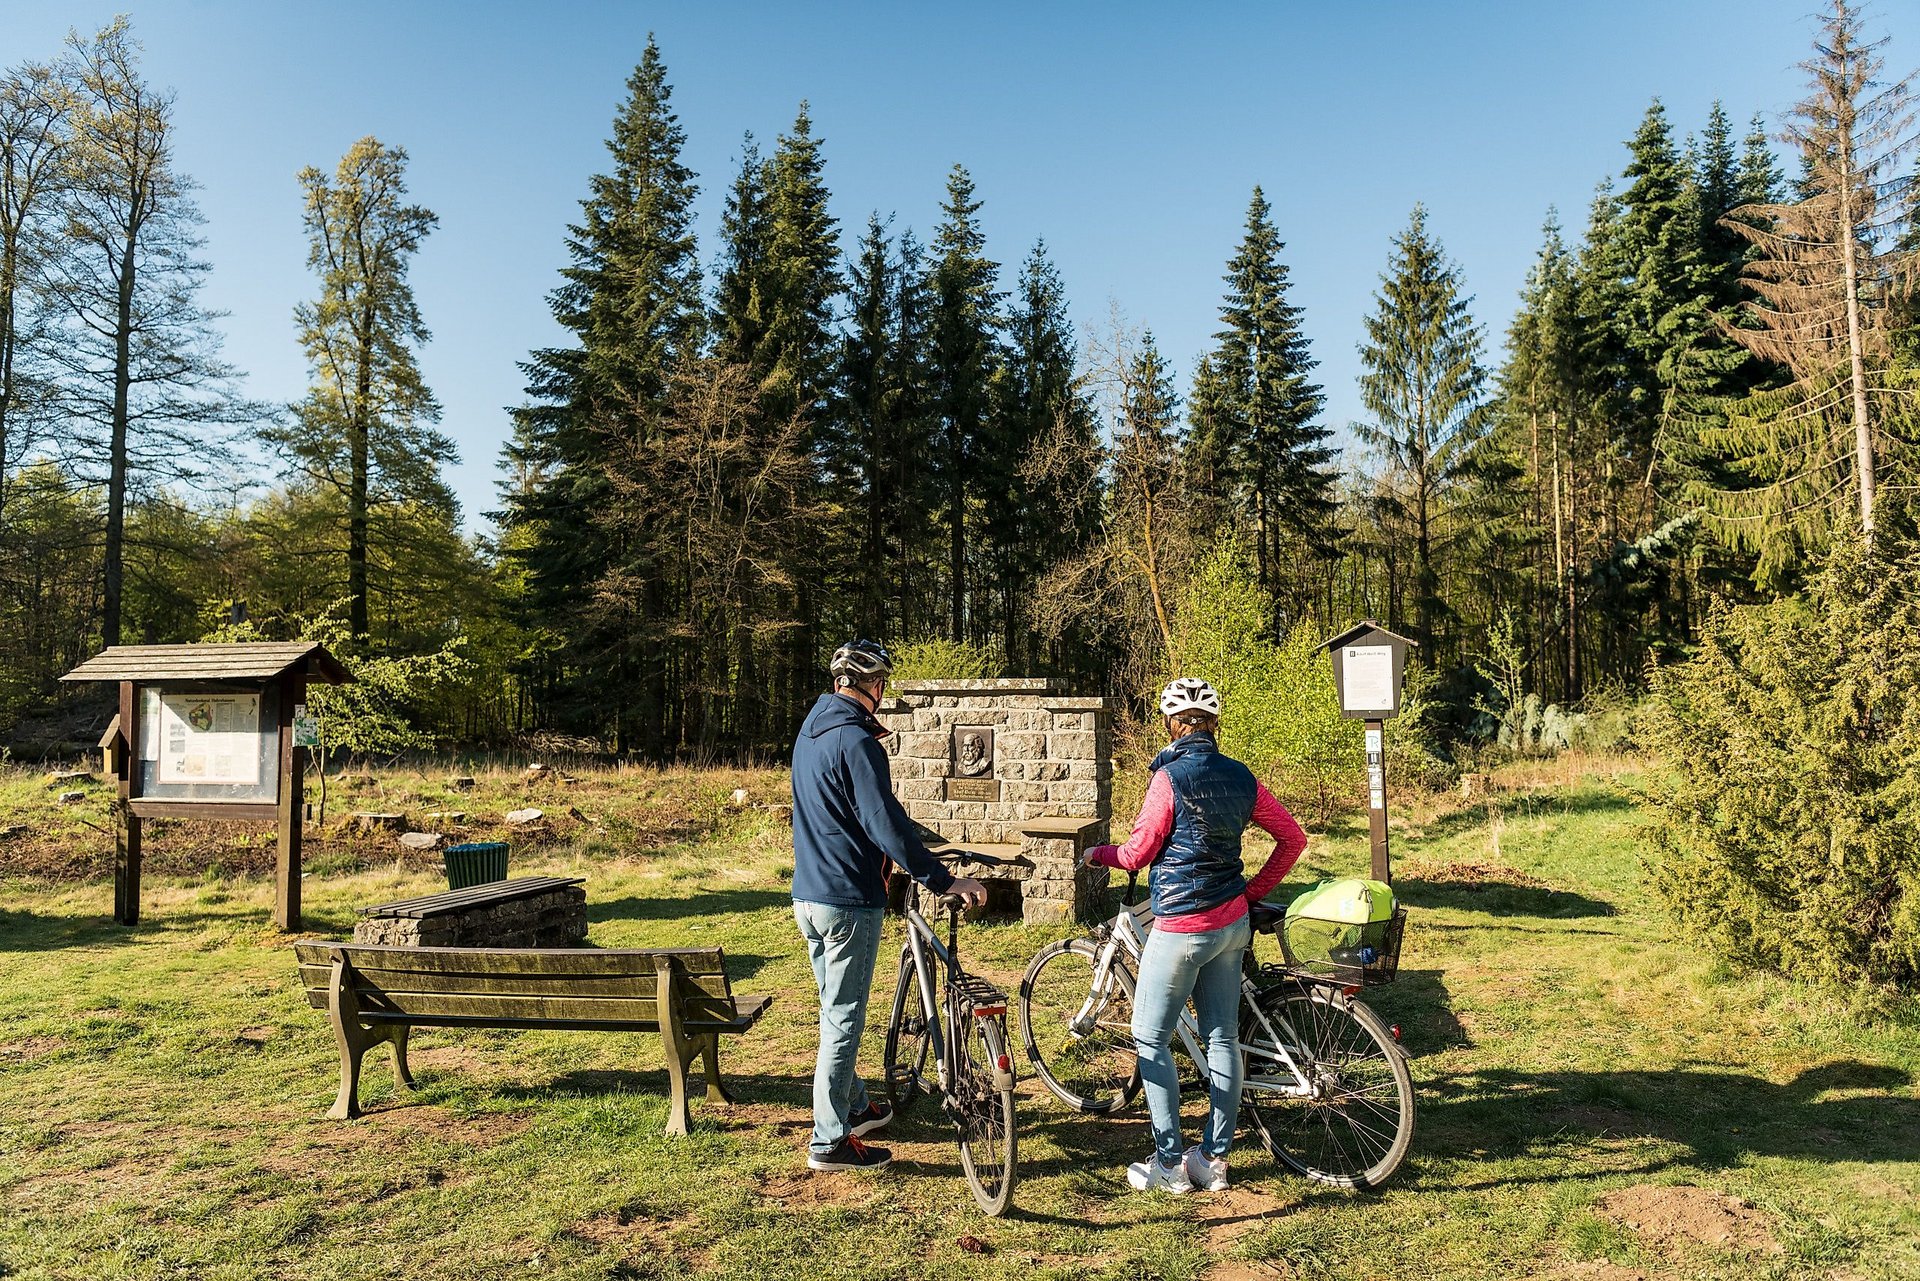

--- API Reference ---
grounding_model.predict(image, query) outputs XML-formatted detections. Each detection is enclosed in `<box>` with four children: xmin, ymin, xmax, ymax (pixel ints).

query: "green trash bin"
<box><xmin>443</xmin><ymin>841</ymin><xmax>509</xmax><ymax>890</ymax></box>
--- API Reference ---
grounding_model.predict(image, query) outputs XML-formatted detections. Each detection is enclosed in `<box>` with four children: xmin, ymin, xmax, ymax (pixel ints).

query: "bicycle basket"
<box><xmin>1279</xmin><ymin>907</ymin><xmax>1406</xmax><ymax>985</ymax></box>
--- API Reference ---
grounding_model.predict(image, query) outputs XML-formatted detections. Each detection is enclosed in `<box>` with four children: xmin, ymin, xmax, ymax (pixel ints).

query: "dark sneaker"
<box><xmin>849</xmin><ymin>1100</ymin><xmax>893</xmax><ymax>1137</ymax></box>
<box><xmin>807</xmin><ymin>1135</ymin><xmax>892</xmax><ymax>1171</ymax></box>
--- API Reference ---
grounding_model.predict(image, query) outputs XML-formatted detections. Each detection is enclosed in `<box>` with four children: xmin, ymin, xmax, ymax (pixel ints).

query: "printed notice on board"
<box><xmin>157</xmin><ymin>692</ymin><xmax>261</xmax><ymax>785</ymax></box>
<box><xmin>1341</xmin><ymin>646</ymin><xmax>1395</xmax><ymax>712</ymax></box>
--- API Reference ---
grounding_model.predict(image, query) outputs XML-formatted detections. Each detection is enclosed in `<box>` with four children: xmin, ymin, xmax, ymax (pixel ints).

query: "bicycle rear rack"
<box><xmin>953</xmin><ymin>973</ymin><xmax>1009</xmax><ymax>1018</ymax></box>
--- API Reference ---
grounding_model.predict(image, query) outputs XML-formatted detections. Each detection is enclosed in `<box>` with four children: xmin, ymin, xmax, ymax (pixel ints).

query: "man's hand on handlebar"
<box><xmin>945</xmin><ymin>876</ymin><xmax>989</xmax><ymax>909</ymax></box>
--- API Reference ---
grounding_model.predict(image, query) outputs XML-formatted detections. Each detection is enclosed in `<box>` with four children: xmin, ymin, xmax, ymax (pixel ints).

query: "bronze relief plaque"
<box><xmin>944</xmin><ymin>726</ymin><xmax>1000</xmax><ymax>801</ymax></box>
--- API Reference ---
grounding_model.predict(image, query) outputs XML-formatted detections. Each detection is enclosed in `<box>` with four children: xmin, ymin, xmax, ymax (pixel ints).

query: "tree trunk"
<box><xmin>103</xmin><ymin>228</ymin><xmax>138</xmax><ymax>649</ymax></box>
<box><xmin>1837</xmin><ymin>132</ymin><xmax>1876</xmax><ymax>536</ymax></box>
<box><xmin>348</xmin><ymin>306</ymin><xmax>375</xmax><ymax>638</ymax></box>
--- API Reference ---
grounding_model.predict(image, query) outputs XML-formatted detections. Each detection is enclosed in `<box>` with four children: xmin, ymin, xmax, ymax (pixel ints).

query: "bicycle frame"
<box><xmin>1072</xmin><ymin>897</ymin><xmax>1322</xmax><ymax>1099</ymax></box>
<box><xmin>898</xmin><ymin>891</ymin><xmax>1017</xmax><ymax>1096</ymax></box>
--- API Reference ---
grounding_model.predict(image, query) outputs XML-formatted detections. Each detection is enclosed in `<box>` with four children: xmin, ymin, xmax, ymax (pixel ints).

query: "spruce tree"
<box><xmin>1356</xmin><ymin>204</ymin><xmax>1493</xmax><ymax>660</ymax></box>
<box><xmin>760</xmin><ymin>103</ymin><xmax>840</xmax><ymax>425</ymax></box>
<box><xmin>925</xmin><ymin>164</ymin><xmax>1002</xmax><ymax>641</ymax></box>
<box><xmin>1205</xmin><ymin>186</ymin><xmax>1334</xmax><ymax>610</ymax></box>
<box><xmin>712</xmin><ymin>133</ymin><xmax>769</xmax><ymax>374</ymax></box>
<box><xmin>1696</xmin><ymin>0</ymin><xmax>1918</xmax><ymax>577</ymax></box>
<box><xmin>995</xmin><ymin>239</ymin><xmax>1093</xmax><ymax>668</ymax></box>
<box><xmin>500</xmin><ymin>36</ymin><xmax>703</xmax><ymax>751</ymax></box>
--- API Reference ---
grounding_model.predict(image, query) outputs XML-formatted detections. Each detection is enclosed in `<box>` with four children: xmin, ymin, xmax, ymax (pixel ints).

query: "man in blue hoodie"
<box><xmin>791</xmin><ymin>639</ymin><xmax>987</xmax><ymax>1171</ymax></box>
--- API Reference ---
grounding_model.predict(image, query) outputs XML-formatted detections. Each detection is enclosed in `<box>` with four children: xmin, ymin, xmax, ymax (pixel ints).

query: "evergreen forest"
<box><xmin>4</xmin><ymin>4</ymin><xmax>1919</xmax><ymax>765</ymax></box>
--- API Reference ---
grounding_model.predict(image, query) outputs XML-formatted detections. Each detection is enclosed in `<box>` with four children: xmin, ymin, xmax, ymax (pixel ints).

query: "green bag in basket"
<box><xmin>1283</xmin><ymin>877</ymin><xmax>1397</xmax><ymax>959</ymax></box>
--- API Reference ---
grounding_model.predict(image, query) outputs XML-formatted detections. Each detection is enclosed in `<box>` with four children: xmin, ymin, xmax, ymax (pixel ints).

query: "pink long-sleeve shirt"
<box><xmin>1086</xmin><ymin>771</ymin><xmax>1307</xmax><ymax>933</ymax></box>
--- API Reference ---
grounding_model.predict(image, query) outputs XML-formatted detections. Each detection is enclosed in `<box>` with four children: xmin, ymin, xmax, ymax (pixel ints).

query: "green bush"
<box><xmin>1166</xmin><ymin>540</ymin><xmax>1363</xmax><ymax>820</ymax></box>
<box><xmin>888</xmin><ymin>637</ymin><xmax>1005</xmax><ymax>681</ymax></box>
<box><xmin>1644</xmin><ymin>532</ymin><xmax>1920</xmax><ymax>988</ymax></box>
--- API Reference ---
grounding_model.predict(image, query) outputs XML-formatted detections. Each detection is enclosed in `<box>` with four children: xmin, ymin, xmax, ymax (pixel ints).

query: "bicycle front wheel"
<box><xmin>883</xmin><ymin>944</ymin><xmax>935</xmax><ymax>1114</ymax></box>
<box><xmin>1018</xmin><ymin>937</ymin><xmax>1141</xmax><ymax>1114</ymax></box>
<box><xmin>954</xmin><ymin>1014</ymin><xmax>1018</xmax><ymax>1216</ymax></box>
<box><xmin>1241</xmin><ymin>980</ymin><xmax>1415</xmax><ymax>1189</ymax></box>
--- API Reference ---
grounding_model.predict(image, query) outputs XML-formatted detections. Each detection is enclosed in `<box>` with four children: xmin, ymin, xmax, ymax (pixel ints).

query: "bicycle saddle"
<box><xmin>1248</xmin><ymin>900</ymin><xmax>1287</xmax><ymax>934</ymax></box>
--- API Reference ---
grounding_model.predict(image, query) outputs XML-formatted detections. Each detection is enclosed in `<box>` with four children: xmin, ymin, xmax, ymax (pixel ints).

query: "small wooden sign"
<box><xmin>945</xmin><ymin>778</ymin><xmax>1001</xmax><ymax>802</ymax></box>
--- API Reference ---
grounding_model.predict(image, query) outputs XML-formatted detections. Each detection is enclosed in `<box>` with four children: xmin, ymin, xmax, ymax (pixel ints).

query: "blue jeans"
<box><xmin>794</xmin><ymin>900</ymin><xmax>884</xmax><ymax>1157</ymax></box>
<box><xmin>1131</xmin><ymin>914</ymin><xmax>1252</xmax><ymax>1164</ymax></box>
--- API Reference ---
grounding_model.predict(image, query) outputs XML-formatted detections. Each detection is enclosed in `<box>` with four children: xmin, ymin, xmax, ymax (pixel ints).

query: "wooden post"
<box><xmin>115</xmin><ymin>680</ymin><xmax>142</xmax><ymax>926</ymax></box>
<box><xmin>1365</xmin><ymin>718</ymin><xmax>1391</xmax><ymax>884</ymax></box>
<box><xmin>276</xmin><ymin>675</ymin><xmax>305</xmax><ymax>931</ymax></box>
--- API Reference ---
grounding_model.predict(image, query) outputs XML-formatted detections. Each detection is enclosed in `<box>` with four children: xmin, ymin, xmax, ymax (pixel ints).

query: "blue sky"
<box><xmin>7</xmin><ymin>1</ymin><xmax>1918</xmax><ymax>534</ymax></box>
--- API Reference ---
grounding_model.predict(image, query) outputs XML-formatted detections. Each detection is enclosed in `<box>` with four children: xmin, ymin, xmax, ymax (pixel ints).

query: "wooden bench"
<box><xmin>293</xmin><ymin>942</ymin><xmax>772</xmax><ymax>1135</ymax></box>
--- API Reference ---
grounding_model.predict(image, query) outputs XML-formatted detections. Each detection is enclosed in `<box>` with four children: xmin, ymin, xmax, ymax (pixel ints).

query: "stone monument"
<box><xmin>877</xmin><ymin>677</ymin><xmax>1112</xmax><ymax>924</ymax></box>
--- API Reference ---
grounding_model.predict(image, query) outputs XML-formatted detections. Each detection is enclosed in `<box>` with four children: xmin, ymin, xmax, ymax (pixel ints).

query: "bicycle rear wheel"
<box><xmin>1018</xmin><ymin>937</ymin><xmax>1142</xmax><ymax>1114</ymax></box>
<box><xmin>883</xmin><ymin>944</ymin><xmax>935</xmax><ymax>1114</ymax></box>
<box><xmin>1241</xmin><ymin>980</ymin><xmax>1414</xmax><ymax>1189</ymax></box>
<box><xmin>953</xmin><ymin>1013</ymin><xmax>1018</xmax><ymax>1216</ymax></box>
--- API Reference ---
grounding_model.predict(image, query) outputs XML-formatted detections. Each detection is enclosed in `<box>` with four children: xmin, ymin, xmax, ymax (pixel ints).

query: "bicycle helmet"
<box><xmin>1158</xmin><ymin>676</ymin><xmax>1222</xmax><ymax>718</ymax></box>
<box><xmin>830</xmin><ymin>638</ymin><xmax>894</xmax><ymax>687</ymax></box>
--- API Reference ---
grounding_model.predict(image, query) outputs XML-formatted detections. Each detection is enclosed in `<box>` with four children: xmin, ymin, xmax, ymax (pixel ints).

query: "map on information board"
<box><xmin>157</xmin><ymin>692</ymin><xmax>261</xmax><ymax>785</ymax></box>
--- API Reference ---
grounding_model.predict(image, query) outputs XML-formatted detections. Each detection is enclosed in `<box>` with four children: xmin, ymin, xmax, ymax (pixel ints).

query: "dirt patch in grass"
<box><xmin>1594</xmin><ymin>1183</ymin><xmax>1780</xmax><ymax>1255</ymax></box>
<box><xmin>1538</xmin><ymin>1263</ymin><xmax>1673</xmax><ymax>1281</ymax></box>
<box><xmin>755</xmin><ymin>1169</ymin><xmax>881</xmax><ymax>1208</ymax></box>
<box><xmin>0</xmin><ymin>1035</ymin><xmax>66</xmax><ymax>1062</ymax></box>
<box><xmin>1398</xmin><ymin>856</ymin><xmax>1549</xmax><ymax>888</ymax></box>
<box><xmin>1194</xmin><ymin>1183</ymin><xmax>1301</xmax><ymax>1250</ymax></box>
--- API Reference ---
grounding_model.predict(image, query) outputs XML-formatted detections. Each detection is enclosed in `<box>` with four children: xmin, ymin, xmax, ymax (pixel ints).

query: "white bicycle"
<box><xmin>1017</xmin><ymin>870</ymin><xmax>1416</xmax><ymax>1188</ymax></box>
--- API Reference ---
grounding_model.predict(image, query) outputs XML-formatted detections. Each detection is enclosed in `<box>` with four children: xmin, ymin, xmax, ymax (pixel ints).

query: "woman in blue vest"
<box><xmin>1084</xmin><ymin>678</ymin><xmax>1308</xmax><ymax>1192</ymax></box>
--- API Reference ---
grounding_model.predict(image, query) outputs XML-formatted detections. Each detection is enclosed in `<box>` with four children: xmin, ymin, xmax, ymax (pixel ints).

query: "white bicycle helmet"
<box><xmin>1158</xmin><ymin>677</ymin><xmax>1222</xmax><ymax>718</ymax></box>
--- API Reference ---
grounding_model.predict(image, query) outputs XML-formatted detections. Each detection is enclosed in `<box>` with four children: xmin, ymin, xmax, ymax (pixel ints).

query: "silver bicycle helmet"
<box><xmin>831</xmin><ymin>638</ymin><xmax>894</xmax><ymax>686</ymax></box>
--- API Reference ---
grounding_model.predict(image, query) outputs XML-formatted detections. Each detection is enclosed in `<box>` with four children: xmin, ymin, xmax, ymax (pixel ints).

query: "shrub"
<box><xmin>1643</xmin><ymin>532</ymin><xmax>1920</xmax><ymax>988</ymax></box>
<box><xmin>1166</xmin><ymin>540</ymin><xmax>1363</xmax><ymax>820</ymax></box>
<box><xmin>888</xmin><ymin>637</ymin><xmax>1005</xmax><ymax>681</ymax></box>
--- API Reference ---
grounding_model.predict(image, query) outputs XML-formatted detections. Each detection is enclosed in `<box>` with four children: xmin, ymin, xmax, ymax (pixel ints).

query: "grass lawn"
<box><xmin>2</xmin><ymin>756</ymin><xmax>1917</xmax><ymax>1280</ymax></box>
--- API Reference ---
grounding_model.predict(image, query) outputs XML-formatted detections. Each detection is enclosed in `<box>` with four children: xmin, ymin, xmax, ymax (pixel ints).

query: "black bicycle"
<box><xmin>882</xmin><ymin>853</ymin><xmax>1019</xmax><ymax>1215</ymax></box>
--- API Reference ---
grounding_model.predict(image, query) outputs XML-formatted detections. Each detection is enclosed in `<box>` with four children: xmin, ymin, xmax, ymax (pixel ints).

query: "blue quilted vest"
<box><xmin>1147</xmin><ymin>731</ymin><xmax>1257</xmax><ymax>918</ymax></box>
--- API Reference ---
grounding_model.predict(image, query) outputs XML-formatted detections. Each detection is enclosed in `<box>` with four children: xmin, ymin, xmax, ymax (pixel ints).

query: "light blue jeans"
<box><xmin>1131</xmin><ymin>914</ymin><xmax>1252</xmax><ymax>1165</ymax></box>
<box><xmin>794</xmin><ymin>900</ymin><xmax>885</xmax><ymax>1157</ymax></box>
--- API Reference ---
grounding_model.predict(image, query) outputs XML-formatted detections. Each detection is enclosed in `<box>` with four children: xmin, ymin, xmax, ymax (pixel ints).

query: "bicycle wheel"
<box><xmin>953</xmin><ymin>1013</ymin><xmax>1018</xmax><ymax>1216</ymax></box>
<box><xmin>1240</xmin><ymin>980</ymin><xmax>1415</xmax><ymax>1189</ymax></box>
<box><xmin>1018</xmin><ymin>937</ymin><xmax>1142</xmax><ymax>1114</ymax></box>
<box><xmin>883</xmin><ymin>944</ymin><xmax>936</xmax><ymax>1114</ymax></box>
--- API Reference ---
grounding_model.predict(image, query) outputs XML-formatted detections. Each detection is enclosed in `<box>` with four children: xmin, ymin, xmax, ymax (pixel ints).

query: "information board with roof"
<box><xmin>61</xmin><ymin>642</ymin><xmax>353</xmax><ymax>930</ymax></box>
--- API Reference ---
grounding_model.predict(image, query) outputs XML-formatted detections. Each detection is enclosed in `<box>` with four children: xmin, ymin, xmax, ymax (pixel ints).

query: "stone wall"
<box><xmin>353</xmin><ymin>885</ymin><xmax>588</xmax><ymax>948</ymax></box>
<box><xmin>878</xmin><ymin>677</ymin><xmax>1113</xmax><ymax>924</ymax></box>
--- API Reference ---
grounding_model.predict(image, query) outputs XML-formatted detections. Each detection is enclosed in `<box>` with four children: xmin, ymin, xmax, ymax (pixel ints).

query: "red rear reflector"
<box><xmin>1390</xmin><ymin>1024</ymin><xmax>1403</xmax><ymax>1042</ymax></box>
<box><xmin>996</xmin><ymin>1054</ymin><xmax>1010</xmax><ymax>1072</ymax></box>
<box><xmin>973</xmin><ymin>1005</ymin><xmax>1006</xmax><ymax>1017</ymax></box>
<box><xmin>1342</xmin><ymin>985</ymin><xmax>1360</xmax><ymax>997</ymax></box>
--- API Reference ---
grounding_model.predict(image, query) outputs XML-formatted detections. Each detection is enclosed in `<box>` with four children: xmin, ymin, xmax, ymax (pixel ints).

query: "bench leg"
<box><xmin>328</xmin><ymin>1024</ymin><xmax>367</xmax><ymax>1121</ymax></box>
<box><xmin>388</xmin><ymin>1024</ymin><xmax>415</xmax><ymax>1091</ymax></box>
<box><xmin>661</xmin><ymin>1039</ymin><xmax>695</xmax><ymax>1137</ymax></box>
<box><xmin>700</xmin><ymin>1034</ymin><xmax>734</xmax><ymax>1106</ymax></box>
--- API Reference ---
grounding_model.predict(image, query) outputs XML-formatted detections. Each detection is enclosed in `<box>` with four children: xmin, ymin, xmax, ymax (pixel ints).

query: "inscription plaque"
<box><xmin>945</xmin><ymin>777</ymin><xmax>1001</xmax><ymax>802</ymax></box>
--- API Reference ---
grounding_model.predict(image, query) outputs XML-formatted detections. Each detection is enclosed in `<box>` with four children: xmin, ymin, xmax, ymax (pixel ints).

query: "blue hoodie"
<box><xmin>791</xmin><ymin>693</ymin><xmax>957</xmax><ymax>908</ymax></box>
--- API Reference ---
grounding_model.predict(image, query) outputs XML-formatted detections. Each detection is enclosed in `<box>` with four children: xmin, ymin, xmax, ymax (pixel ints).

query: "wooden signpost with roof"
<box><xmin>1320</xmin><ymin>621</ymin><xmax>1417</xmax><ymax>885</ymax></box>
<box><xmin>61</xmin><ymin>642</ymin><xmax>352</xmax><ymax>931</ymax></box>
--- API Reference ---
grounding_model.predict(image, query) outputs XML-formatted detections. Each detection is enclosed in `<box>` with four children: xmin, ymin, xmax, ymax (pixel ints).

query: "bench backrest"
<box><xmin>292</xmin><ymin>942</ymin><xmax>740</xmax><ymax>1030</ymax></box>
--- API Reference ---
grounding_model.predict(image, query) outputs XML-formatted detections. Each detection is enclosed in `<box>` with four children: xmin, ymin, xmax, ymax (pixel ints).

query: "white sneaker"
<box><xmin>1184</xmin><ymin>1145</ymin><xmax>1229</xmax><ymax>1191</ymax></box>
<box><xmin>1125</xmin><ymin>1154</ymin><xmax>1193</xmax><ymax>1193</ymax></box>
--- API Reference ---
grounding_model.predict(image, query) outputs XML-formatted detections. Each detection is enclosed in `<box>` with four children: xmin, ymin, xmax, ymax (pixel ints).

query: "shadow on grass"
<box><xmin>1363</xmin><ymin>968</ymin><xmax>1472</xmax><ymax>1055</ymax></box>
<box><xmin>0</xmin><ymin>904</ymin><xmax>292</xmax><ymax>951</ymax></box>
<box><xmin>1414</xmin><ymin>1059</ymin><xmax>1920</xmax><ymax>1188</ymax></box>
<box><xmin>588</xmin><ymin>887</ymin><xmax>792</xmax><ymax>926</ymax></box>
<box><xmin>1393</xmin><ymin>878</ymin><xmax>1617</xmax><ymax>919</ymax></box>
